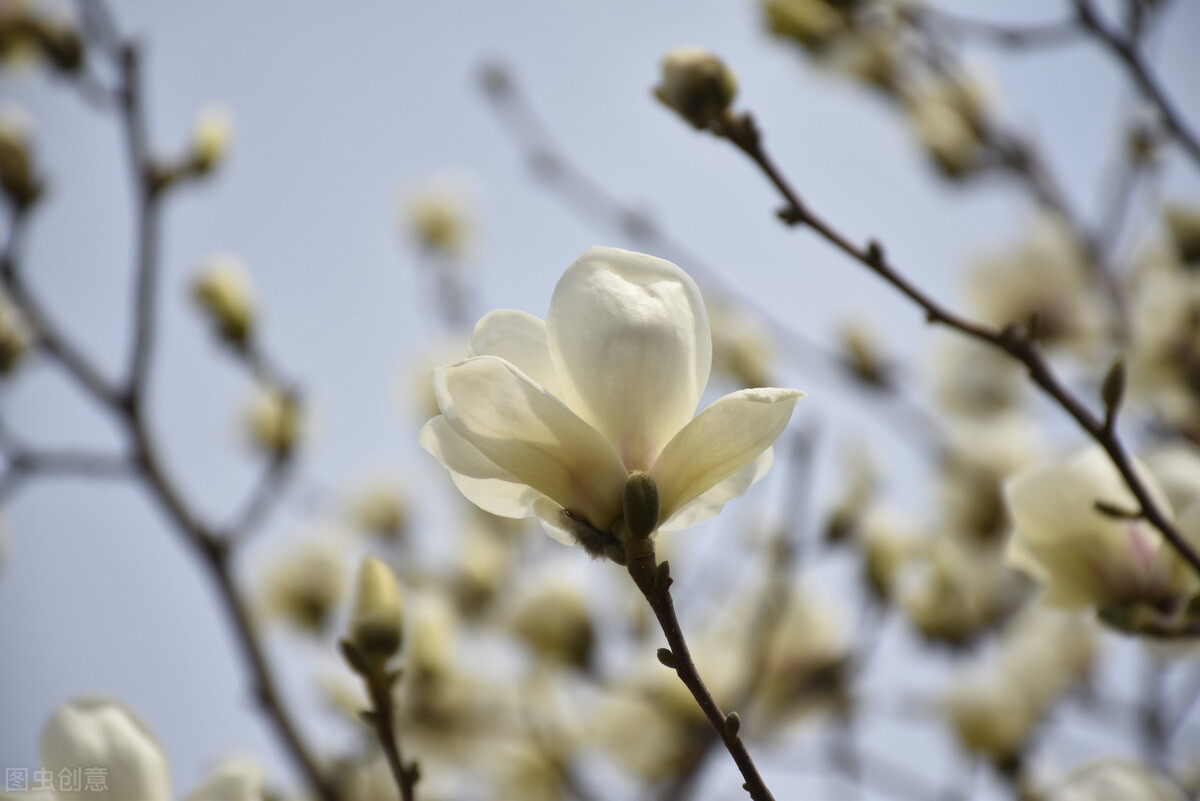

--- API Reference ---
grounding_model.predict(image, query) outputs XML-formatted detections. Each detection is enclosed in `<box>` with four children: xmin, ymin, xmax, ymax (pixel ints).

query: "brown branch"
<box><xmin>626</xmin><ymin>548</ymin><xmax>776</xmax><ymax>801</ymax></box>
<box><xmin>1074</xmin><ymin>0</ymin><xmax>1200</xmax><ymax>168</ymax></box>
<box><xmin>3</xmin><ymin>5</ymin><xmax>336</xmax><ymax>797</ymax></box>
<box><xmin>115</xmin><ymin>43</ymin><xmax>162</xmax><ymax>410</ymax></box>
<box><xmin>711</xmin><ymin>109</ymin><xmax>1200</xmax><ymax>579</ymax></box>
<box><xmin>2</xmin><ymin>211</ymin><xmax>122</xmax><ymax>408</ymax></box>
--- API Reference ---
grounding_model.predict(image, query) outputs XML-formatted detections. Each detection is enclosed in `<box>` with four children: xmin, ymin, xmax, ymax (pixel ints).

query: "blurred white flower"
<box><xmin>182</xmin><ymin>756</ymin><xmax>263</xmax><ymax>801</ymax></box>
<box><xmin>421</xmin><ymin>247</ymin><xmax>802</xmax><ymax>549</ymax></box>
<box><xmin>1047</xmin><ymin>758</ymin><xmax>1185</xmax><ymax>801</ymax></box>
<box><xmin>966</xmin><ymin>217</ymin><xmax>1102</xmax><ymax>349</ymax></box>
<box><xmin>1004</xmin><ymin>446</ymin><xmax>1196</xmax><ymax>610</ymax></box>
<box><xmin>40</xmin><ymin>698</ymin><xmax>172</xmax><ymax>801</ymax></box>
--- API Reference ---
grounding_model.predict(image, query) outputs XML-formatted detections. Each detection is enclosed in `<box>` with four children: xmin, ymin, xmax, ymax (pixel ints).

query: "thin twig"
<box><xmin>626</xmin><ymin>548</ymin><xmax>776</xmax><ymax>801</ymax></box>
<box><xmin>1</xmin><ymin>211</ymin><xmax>122</xmax><ymax>408</ymax></box>
<box><xmin>1074</xmin><ymin>0</ymin><xmax>1200</xmax><ymax>169</ymax></box>
<box><xmin>364</xmin><ymin>672</ymin><xmax>418</xmax><ymax>801</ymax></box>
<box><xmin>115</xmin><ymin>43</ymin><xmax>161</xmax><ymax>409</ymax></box>
<box><xmin>909</xmin><ymin>6</ymin><xmax>1083</xmax><ymax>50</ymax></box>
<box><xmin>711</xmin><ymin>109</ymin><xmax>1200</xmax><ymax>578</ymax></box>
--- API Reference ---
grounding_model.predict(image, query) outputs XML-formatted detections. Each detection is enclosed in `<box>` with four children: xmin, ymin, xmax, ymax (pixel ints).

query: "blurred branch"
<box><xmin>114</xmin><ymin>42</ymin><xmax>161</xmax><ymax>410</ymax></box>
<box><xmin>708</xmin><ymin>108</ymin><xmax>1200</xmax><ymax>579</ymax></box>
<box><xmin>907</xmin><ymin>6</ymin><xmax>1084</xmax><ymax>50</ymax></box>
<box><xmin>0</xmin><ymin>5</ymin><xmax>339</xmax><ymax>798</ymax></box>
<box><xmin>1</xmin><ymin>211</ymin><xmax>122</xmax><ymax>408</ymax></box>
<box><xmin>1074</xmin><ymin>0</ymin><xmax>1200</xmax><ymax>169</ymax></box>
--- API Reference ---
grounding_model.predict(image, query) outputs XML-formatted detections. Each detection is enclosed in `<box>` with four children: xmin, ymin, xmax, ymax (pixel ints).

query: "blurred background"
<box><xmin>2</xmin><ymin>0</ymin><xmax>1199</xmax><ymax>798</ymax></box>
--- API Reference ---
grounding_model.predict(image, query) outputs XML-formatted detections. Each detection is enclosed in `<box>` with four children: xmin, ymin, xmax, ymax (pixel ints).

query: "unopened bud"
<box><xmin>245</xmin><ymin>385</ymin><xmax>301</xmax><ymax>456</ymax></box>
<box><xmin>654</xmin><ymin>47</ymin><xmax>737</xmax><ymax>130</ymax></box>
<box><xmin>349</xmin><ymin>556</ymin><xmax>404</xmax><ymax>666</ymax></box>
<box><xmin>189</xmin><ymin>106</ymin><xmax>233</xmax><ymax>174</ymax></box>
<box><xmin>192</xmin><ymin>257</ymin><xmax>254</xmax><ymax>344</ymax></box>
<box><xmin>1164</xmin><ymin>204</ymin><xmax>1200</xmax><ymax>267</ymax></box>
<box><xmin>0</xmin><ymin>107</ymin><xmax>41</xmax><ymax>210</ymax></box>
<box><xmin>623</xmin><ymin>471</ymin><xmax>660</xmax><ymax>541</ymax></box>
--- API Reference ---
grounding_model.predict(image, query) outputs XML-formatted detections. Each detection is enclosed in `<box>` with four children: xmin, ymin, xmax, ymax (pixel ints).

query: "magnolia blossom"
<box><xmin>420</xmin><ymin>247</ymin><xmax>803</xmax><ymax>549</ymax></box>
<box><xmin>1003</xmin><ymin>446</ymin><xmax>1198</xmax><ymax>610</ymax></box>
<box><xmin>40</xmin><ymin>698</ymin><xmax>172</xmax><ymax>801</ymax></box>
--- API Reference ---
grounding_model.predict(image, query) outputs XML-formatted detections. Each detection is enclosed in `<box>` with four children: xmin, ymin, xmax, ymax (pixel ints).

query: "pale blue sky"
<box><xmin>2</xmin><ymin>0</ymin><xmax>1199</xmax><ymax>797</ymax></box>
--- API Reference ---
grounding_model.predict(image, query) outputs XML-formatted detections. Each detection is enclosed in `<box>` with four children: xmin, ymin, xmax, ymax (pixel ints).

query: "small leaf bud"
<box><xmin>656</xmin><ymin>647</ymin><xmax>677</xmax><ymax>669</ymax></box>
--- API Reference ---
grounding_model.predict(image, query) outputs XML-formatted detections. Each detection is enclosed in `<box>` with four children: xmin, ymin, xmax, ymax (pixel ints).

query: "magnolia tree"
<box><xmin>2</xmin><ymin>1</ymin><xmax>1200</xmax><ymax>800</ymax></box>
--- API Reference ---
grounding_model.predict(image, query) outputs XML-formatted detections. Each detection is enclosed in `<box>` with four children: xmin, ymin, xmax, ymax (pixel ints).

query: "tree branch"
<box><xmin>712</xmin><ymin>109</ymin><xmax>1200</xmax><ymax>578</ymax></box>
<box><xmin>626</xmin><ymin>549</ymin><xmax>776</xmax><ymax>801</ymax></box>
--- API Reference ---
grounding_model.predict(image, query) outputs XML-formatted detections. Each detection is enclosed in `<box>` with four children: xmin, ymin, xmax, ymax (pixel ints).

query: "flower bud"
<box><xmin>192</xmin><ymin>256</ymin><xmax>254</xmax><ymax>344</ymax></box>
<box><xmin>762</xmin><ymin>0</ymin><xmax>845</xmax><ymax>51</ymax></box>
<box><xmin>0</xmin><ymin>291</ymin><xmax>30</xmax><ymax>375</ymax></box>
<box><xmin>623</xmin><ymin>471</ymin><xmax>660</xmax><ymax>540</ymax></box>
<box><xmin>40</xmin><ymin>698</ymin><xmax>172</xmax><ymax>801</ymax></box>
<box><xmin>404</xmin><ymin>180</ymin><xmax>473</xmax><ymax>258</ymax></box>
<box><xmin>1004</xmin><ymin>446</ymin><xmax>1198</xmax><ymax>613</ymax></box>
<box><xmin>245</xmin><ymin>386</ymin><xmax>301</xmax><ymax>455</ymax></box>
<box><xmin>349</xmin><ymin>556</ymin><xmax>405</xmax><ymax>665</ymax></box>
<box><xmin>189</xmin><ymin>105</ymin><xmax>234</xmax><ymax>174</ymax></box>
<box><xmin>654</xmin><ymin>47</ymin><xmax>737</xmax><ymax>130</ymax></box>
<box><xmin>0</xmin><ymin>105</ymin><xmax>42</xmax><ymax>210</ymax></box>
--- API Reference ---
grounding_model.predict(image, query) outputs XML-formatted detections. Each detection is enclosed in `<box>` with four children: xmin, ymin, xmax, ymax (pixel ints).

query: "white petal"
<box><xmin>651</xmin><ymin>388</ymin><xmax>802</xmax><ymax>523</ymax></box>
<box><xmin>1005</xmin><ymin>446</ymin><xmax>1172</xmax><ymax>544</ymax></box>
<box><xmin>40</xmin><ymin>698</ymin><xmax>172</xmax><ymax>801</ymax></box>
<box><xmin>434</xmin><ymin>355</ymin><xmax>628</xmax><ymax>530</ymax></box>
<box><xmin>183</xmin><ymin>757</ymin><xmax>263</xmax><ymax>801</ymax></box>
<box><xmin>660</xmin><ymin>448</ymin><xmax>774</xmax><ymax>532</ymax></box>
<box><xmin>533</xmin><ymin>496</ymin><xmax>577</xmax><ymax>547</ymax></box>
<box><xmin>419</xmin><ymin>416</ymin><xmax>542</xmax><ymax>518</ymax></box>
<box><xmin>468</xmin><ymin>309</ymin><xmax>559</xmax><ymax>395</ymax></box>
<box><xmin>547</xmin><ymin>246</ymin><xmax>711</xmax><ymax>471</ymax></box>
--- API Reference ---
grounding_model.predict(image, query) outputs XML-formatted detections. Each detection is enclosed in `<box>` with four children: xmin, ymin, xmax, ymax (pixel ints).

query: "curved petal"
<box><xmin>419</xmin><ymin>417</ymin><xmax>543</xmax><ymax>518</ymax></box>
<box><xmin>533</xmin><ymin>496</ymin><xmax>577</xmax><ymax>547</ymax></box>
<box><xmin>468</xmin><ymin>309</ymin><xmax>559</xmax><ymax>396</ymax></box>
<box><xmin>41</xmin><ymin>697</ymin><xmax>172</xmax><ymax>801</ymax></box>
<box><xmin>651</xmin><ymin>387</ymin><xmax>803</xmax><ymax>523</ymax></box>
<box><xmin>434</xmin><ymin>355</ymin><xmax>628</xmax><ymax>530</ymax></box>
<box><xmin>547</xmin><ymin>246</ymin><xmax>712</xmax><ymax>471</ymax></box>
<box><xmin>660</xmin><ymin>448</ymin><xmax>774</xmax><ymax>532</ymax></box>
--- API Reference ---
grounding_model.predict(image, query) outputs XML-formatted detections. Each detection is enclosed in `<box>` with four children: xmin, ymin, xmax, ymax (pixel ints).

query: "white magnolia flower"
<box><xmin>40</xmin><ymin>698</ymin><xmax>172</xmax><ymax>801</ymax></box>
<box><xmin>1004</xmin><ymin>446</ymin><xmax>1198</xmax><ymax>609</ymax></box>
<box><xmin>420</xmin><ymin>247</ymin><xmax>803</xmax><ymax>550</ymax></box>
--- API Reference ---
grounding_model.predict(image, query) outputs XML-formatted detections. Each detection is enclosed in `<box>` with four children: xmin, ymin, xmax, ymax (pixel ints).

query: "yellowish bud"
<box><xmin>189</xmin><ymin>105</ymin><xmax>234</xmax><ymax>174</ymax></box>
<box><xmin>245</xmin><ymin>385</ymin><xmax>301</xmax><ymax>455</ymax></box>
<box><xmin>350</xmin><ymin>556</ymin><xmax>405</xmax><ymax>664</ymax></box>
<box><xmin>762</xmin><ymin>0</ymin><xmax>844</xmax><ymax>51</ymax></box>
<box><xmin>192</xmin><ymin>256</ymin><xmax>254</xmax><ymax>344</ymax></box>
<box><xmin>654</xmin><ymin>47</ymin><xmax>737</xmax><ymax>130</ymax></box>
